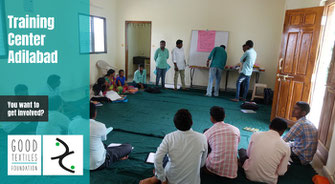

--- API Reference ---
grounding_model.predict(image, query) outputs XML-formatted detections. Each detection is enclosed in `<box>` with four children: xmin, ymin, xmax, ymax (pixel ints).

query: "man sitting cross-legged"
<box><xmin>283</xmin><ymin>101</ymin><xmax>318</xmax><ymax>165</ymax></box>
<box><xmin>202</xmin><ymin>106</ymin><xmax>240</xmax><ymax>179</ymax></box>
<box><xmin>140</xmin><ymin>109</ymin><xmax>208</xmax><ymax>184</ymax></box>
<box><xmin>239</xmin><ymin>118</ymin><xmax>291</xmax><ymax>184</ymax></box>
<box><xmin>89</xmin><ymin>103</ymin><xmax>132</xmax><ymax>170</ymax></box>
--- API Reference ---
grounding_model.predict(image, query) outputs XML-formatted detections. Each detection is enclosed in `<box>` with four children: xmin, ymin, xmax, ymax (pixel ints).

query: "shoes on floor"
<box><xmin>231</xmin><ymin>98</ymin><xmax>239</xmax><ymax>102</ymax></box>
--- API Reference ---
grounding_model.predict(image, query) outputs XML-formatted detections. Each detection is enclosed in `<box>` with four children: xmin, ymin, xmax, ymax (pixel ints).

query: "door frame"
<box><xmin>313</xmin><ymin>0</ymin><xmax>335</xmax><ymax>165</ymax></box>
<box><xmin>125</xmin><ymin>21</ymin><xmax>152</xmax><ymax>80</ymax></box>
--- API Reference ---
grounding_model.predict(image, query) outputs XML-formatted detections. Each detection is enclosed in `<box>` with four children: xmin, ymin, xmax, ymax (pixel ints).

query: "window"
<box><xmin>0</xmin><ymin>0</ymin><xmax>7</xmax><ymax>58</ymax></box>
<box><xmin>79</xmin><ymin>14</ymin><xmax>107</xmax><ymax>54</ymax></box>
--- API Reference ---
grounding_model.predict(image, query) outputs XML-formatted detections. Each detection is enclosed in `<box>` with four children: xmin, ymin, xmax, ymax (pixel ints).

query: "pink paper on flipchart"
<box><xmin>197</xmin><ymin>30</ymin><xmax>216</xmax><ymax>52</ymax></box>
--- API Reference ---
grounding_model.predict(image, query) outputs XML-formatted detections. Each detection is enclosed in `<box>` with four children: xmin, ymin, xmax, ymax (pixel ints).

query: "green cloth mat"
<box><xmin>91</xmin><ymin>89</ymin><xmax>316</xmax><ymax>184</ymax></box>
<box><xmin>96</xmin><ymin>89</ymin><xmax>271</xmax><ymax>149</ymax></box>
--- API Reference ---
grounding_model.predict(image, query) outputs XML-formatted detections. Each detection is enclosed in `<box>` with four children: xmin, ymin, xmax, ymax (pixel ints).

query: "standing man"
<box><xmin>154</xmin><ymin>40</ymin><xmax>169</xmax><ymax>88</ymax></box>
<box><xmin>206</xmin><ymin>45</ymin><xmax>227</xmax><ymax>97</ymax></box>
<box><xmin>283</xmin><ymin>102</ymin><xmax>318</xmax><ymax>165</ymax></box>
<box><xmin>232</xmin><ymin>40</ymin><xmax>257</xmax><ymax>102</ymax></box>
<box><xmin>172</xmin><ymin>39</ymin><xmax>186</xmax><ymax>90</ymax></box>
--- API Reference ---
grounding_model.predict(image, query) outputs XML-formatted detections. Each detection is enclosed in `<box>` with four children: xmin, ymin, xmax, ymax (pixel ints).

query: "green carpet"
<box><xmin>91</xmin><ymin>89</ymin><xmax>316</xmax><ymax>184</ymax></box>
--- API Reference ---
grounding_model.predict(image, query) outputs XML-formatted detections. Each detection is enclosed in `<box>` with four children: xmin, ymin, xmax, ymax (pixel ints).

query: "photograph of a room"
<box><xmin>88</xmin><ymin>0</ymin><xmax>335</xmax><ymax>183</ymax></box>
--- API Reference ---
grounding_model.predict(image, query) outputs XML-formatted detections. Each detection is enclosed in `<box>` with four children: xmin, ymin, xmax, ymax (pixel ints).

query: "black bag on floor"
<box><xmin>264</xmin><ymin>88</ymin><xmax>274</xmax><ymax>105</ymax></box>
<box><xmin>145</xmin><ymin>87</ymin><xmax>162</xmax><ymax>94</ymax></box>
<box><xmin>241</xmin><ymin>102</ymin><xmax>259</xmax><ymax>110</ymax></box>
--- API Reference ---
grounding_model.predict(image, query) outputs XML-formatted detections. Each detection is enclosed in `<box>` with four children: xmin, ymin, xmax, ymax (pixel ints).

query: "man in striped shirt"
<box><xmin>203</xmin><ymin>106</ymin><xmax>240</xmax><ymax>179</ymax></box>
<box><xmin>283</xmin><ymin>101</ymin><xmax>318</xmax><ymax>165</ymax></box>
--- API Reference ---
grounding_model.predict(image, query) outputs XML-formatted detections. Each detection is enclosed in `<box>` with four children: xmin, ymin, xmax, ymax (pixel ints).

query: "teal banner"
<box><xmin>0</xmin><ymin>0</ymin><xmax>90</xmax><ymax>183</ymax></box>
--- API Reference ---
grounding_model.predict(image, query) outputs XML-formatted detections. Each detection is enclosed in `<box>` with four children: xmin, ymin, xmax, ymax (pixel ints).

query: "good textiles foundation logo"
<box><xmin>8</xmin><ymin>135</ymin><xmax>41</xmax><ymax>175</ymax></box>
<box><xmin>8</xmin><ymin>135</ymin><xmax>83</xmax><ymax>176</ymax></box>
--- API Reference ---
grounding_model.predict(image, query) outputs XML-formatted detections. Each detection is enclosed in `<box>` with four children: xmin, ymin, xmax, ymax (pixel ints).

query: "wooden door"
<box><xmin>271</xmin><ymin>7</ymin><xmax>324</xmax><ymax>123</ymax></box>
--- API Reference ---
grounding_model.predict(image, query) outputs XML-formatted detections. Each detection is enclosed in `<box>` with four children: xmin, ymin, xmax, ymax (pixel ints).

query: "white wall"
<box><xmin>90</xmin><ymin>0</ymin><xmax>118</xmax><ymax>85</ymax></box>
<box><xmin>114</xmin><ymin>0</ymin><xmax>286</xmax><ymax>89</ymax></box>
<box><xmin>285</xmin><ymin>0</ymin><xmax>324</xmax><ymax>9</ymax></box>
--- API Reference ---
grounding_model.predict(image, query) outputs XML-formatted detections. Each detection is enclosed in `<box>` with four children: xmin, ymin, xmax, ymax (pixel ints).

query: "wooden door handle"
<box><xmin>279</xmin><ymin>58</ymin><xmax>283</xmax><ymax>70</ymax></box>
<box><xmin>277</xmin><ymin>74</ymin><xmax>285</xmax><ymax>77</ymax></box>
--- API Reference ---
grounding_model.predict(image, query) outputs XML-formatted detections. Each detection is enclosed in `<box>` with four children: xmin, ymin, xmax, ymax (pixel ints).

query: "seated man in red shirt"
<box><xmin>203</xmin><ymin>106</ymin><xmax>240</xmax><ymax>179</ymax></box>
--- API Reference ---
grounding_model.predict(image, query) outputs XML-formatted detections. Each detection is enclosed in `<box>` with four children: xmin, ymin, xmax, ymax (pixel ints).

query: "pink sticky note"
<box><xmin>197</xmin><ymin>30</ymin><xmax>216</xmax><ymax>52</ymax></box>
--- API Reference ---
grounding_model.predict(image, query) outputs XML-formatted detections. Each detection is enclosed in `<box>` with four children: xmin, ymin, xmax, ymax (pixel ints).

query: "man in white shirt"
<box><xmin>172</xmin><ymin>40</ymin><xmax>186</xmax><ymax>90</ymax></box>
<box><xmin>140</xmin><ymin>109</ymin><xmax>208</xmax><ymax>184</ymax></box>
<box><xmin>89</xmin><ymin>103</ymin><xmax>132</xmax><ymax>170</ymax></box>
<box><xmin>239</xmin><ymin>118</ymin><xmax>291</xmax><ymax>184</ymax></box>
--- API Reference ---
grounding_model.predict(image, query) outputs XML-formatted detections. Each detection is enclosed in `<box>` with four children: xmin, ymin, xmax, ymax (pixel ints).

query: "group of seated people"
<box><xmin>90</xmin><ymin>65</ymin><xmax>148</xmax><ymax>104</ymax></box>
<box><xmin>89</xmin><ymin>101</ymin><xmax>318</xmax><ymax>184</ymax></box>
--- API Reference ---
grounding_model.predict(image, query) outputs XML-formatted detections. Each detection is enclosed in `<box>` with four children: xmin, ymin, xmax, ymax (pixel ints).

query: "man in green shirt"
<box><xmin>133</xmin><ymin>64</ymin><xmax>147</xmax><ymax>89</ymax></box>
<box><xmin>154</xmin><ymin>40</ymin><xmax>169</xmax><ymax>88</ymax></box>
<box><xmin>206</xmin><ymin>45</ymin><xmax>227</xmax><ymax>97</ymax></box>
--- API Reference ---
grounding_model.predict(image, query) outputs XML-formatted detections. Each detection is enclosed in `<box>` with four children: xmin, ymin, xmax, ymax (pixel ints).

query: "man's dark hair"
<box><xmin>246</xmin><ymin>40</ymin><xmax>254</xmax><ymax>48</ymax></box>
<box><xmin>14</xmin><ymin>84</ymin><xmax>28</xmax><ymax>95</ymax></box>
<box><xmin>173</xmin><ymin>109</ymin><xmax>193</xmax><ymax>131</ymax></box>
<box><xmin>176</xmin><ymin>39</ymin><xmax>183</xmax><ymax>45</ymax></box>
<box><xmin>90</xmin><ymin>102</ymin><xmax>97</xmax><ymax>119</ymax></box>
<box><xmin>210</xmin><ymin>106</ymin><xmax>225</xmax><ymax>122</ymax></box>
<box><xmin>119</xmin><ymin>69</ymin><xmax>124</xmax><ymax>75</ymax></box>
<box><xmin>106</xmin><ymin>69</ymin><xmax>115</xmax><ymax>76</ymax></box>
<box><xmin>296</xmin><ymin>101</ymin><xmax>310</xmax><ymax>115</ymax></box>
<box><xmin>270</xmin><ymin>118</ymin><xmax>288</xmax><ymax>132</ymax></box>
<box><xmin>49</xmin><ymin>95</ymin><xmax>63</xmax><ymax>111</ymax></box>
<box><xmin>139</xmin><ymin>64</ymin><xmax>144</xmax><ymax>68</ymax></box>
<box><xmin>97</xmin><ymin>77</ymin><xmax>105</xmax><ymax>85</ymax></box>
<box><xmin>47</xmin><ymin>74</ymin><xmax>61</xmax><ymax>87</ymax></box>
<box><xmin>220</xmin><ymin>45</ymin><xmax>226</xmax><ymax>49</ymax></box>
<box><xmin>160</xmin><ymin>40</ymin><xmax>166</xmax><ymax>44</ymax></box>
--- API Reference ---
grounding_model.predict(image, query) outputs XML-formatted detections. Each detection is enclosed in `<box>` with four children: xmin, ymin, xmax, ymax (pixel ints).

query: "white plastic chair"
<box><xmin>96</xmin><ymin>60</ymin><xmax>117</xmax><ymax>75</ymax></box>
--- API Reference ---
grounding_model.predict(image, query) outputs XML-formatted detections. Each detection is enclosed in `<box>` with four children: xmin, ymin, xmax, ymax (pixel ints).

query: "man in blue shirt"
<box><xmin>283</xmin><ymin>102</ymin><xmax>318</xmax><ymax>165</ymax></box>
<box><xmin>232</xmin><ymin>40</ymin><xmax>257</xmax><ymax>102</ymax></box>
<box><xmin>154</xmin><ymin>40</ymin><xmax>169</xmax><ymax>88</ymax></box>
<box><xmin>206</xmin><ymin>45</ymin><xmax>227</xmax><ymax>97</ymax></box>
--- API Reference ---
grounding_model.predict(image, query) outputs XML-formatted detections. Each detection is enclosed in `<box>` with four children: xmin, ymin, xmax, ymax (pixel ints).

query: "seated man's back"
<box><xmin>155</xmin><ymin>129</ymin><xmax>207</xmax><ymax>184</ymax></box>
<box><xmin>244</xmin><ymin>130</ymin><xmax>290</xmax><ymax>184</ymax></box>
<box><xmin>205</xmin><ymin>122</ymin><xmax>240</xmax><ymax>178</ymax></box>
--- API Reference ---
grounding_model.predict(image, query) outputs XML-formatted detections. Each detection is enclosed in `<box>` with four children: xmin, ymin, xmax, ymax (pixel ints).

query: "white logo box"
<box><xmin>8</xmin><ymin>135</ymin><xmax>42</xmax><ymax>175</ymax></box>
<box><xmin>42</xmin><ymin>135</ymin><xmax>83</xmax><ymax>175</ymax></box>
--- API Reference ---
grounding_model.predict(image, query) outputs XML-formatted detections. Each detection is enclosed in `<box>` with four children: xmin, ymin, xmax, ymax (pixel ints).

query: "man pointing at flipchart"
<box><xmin>205</xmin><ymin>45</ymin><xmax>227</xmax><ymax>97</ymax></box>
